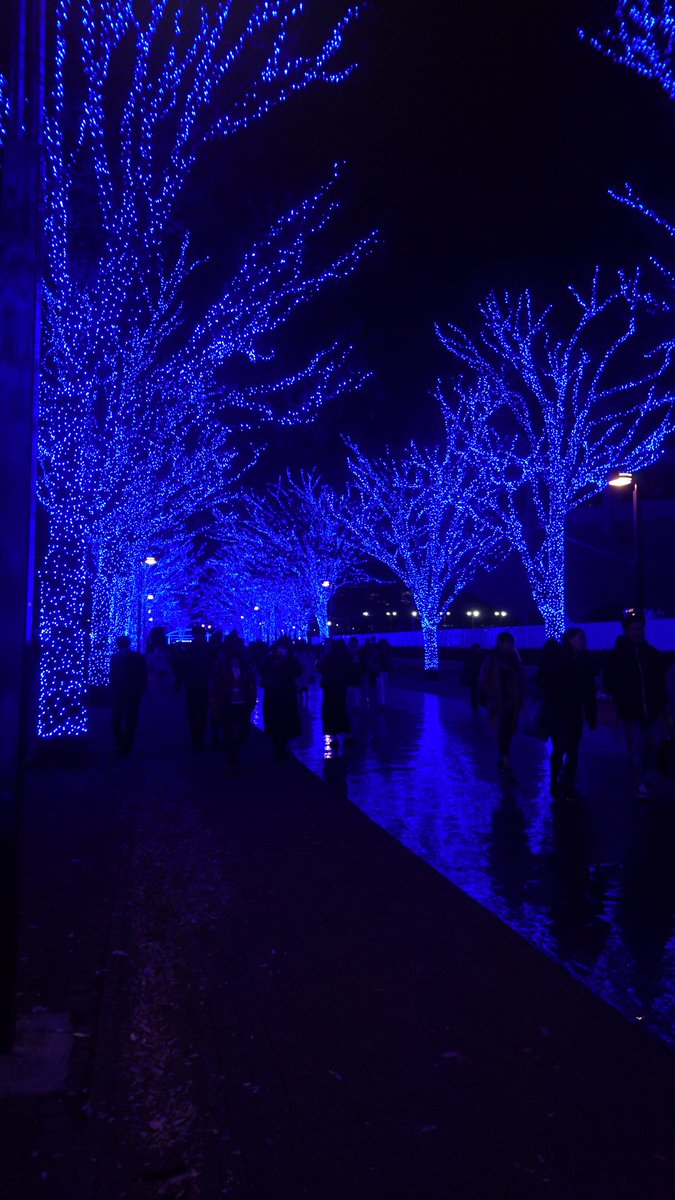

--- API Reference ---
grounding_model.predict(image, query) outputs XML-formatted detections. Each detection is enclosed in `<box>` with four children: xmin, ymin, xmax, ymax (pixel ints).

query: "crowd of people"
<box><xmin>110</xmin><ymin>628</ymin><xmax>393</xmax><ymax>767</ymax></box>
<box><xmin>110</xmin><ymin>610</ymin><xmax>674</xmax><ymax>800</ymax></box>
<box><xmin>460</xmin><ymin>609</ymin><xmax>673</xmax><ymax>802</ymax></box>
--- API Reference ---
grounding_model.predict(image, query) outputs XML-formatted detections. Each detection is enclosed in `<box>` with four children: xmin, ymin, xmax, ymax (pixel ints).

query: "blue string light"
<box><xmin>438</xmin><ymin>272</ymin><xmax>675</xmax><ymax>638</ymax></box>
<box><xmin>32</xmin><ymin>0</ymin><xmax>371</xmax><ymax>737</ymax></box>
<box><xmin>342</xmin><ymin>399</ymin><xmax>506</xmax><ymax>671</ymax></box>
<box><xmin>232</xmin><ymin>470</ymin><xmax>368</xmax><ymax>640</ymax></box>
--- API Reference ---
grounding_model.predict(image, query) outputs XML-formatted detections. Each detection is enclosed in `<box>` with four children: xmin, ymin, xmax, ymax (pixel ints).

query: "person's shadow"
<box><xmin>546</xmin><ymin>798</ymin><xmax>610</xmax><ymax>970</ymax></box>
<box><xmin>486</xmin><ymin>781</ymin><xmax>534</xmax><ymax>915</ymax></box>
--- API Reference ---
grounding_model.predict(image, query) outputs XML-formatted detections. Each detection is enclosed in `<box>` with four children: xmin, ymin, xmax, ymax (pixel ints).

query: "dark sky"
<box><xmin>194</xmin><ymin>0</ymin><xmax>675</xmax><ymax>467</ymax></box>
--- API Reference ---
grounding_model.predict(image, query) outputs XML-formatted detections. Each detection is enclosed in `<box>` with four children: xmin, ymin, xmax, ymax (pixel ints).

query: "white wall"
<box><xmin>358</xmin><ymin>620</ymin><xmax>675</xmax><ymax>652</ymax></box>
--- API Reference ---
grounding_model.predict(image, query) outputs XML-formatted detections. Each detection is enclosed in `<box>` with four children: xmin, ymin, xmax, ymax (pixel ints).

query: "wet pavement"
<box><xmin>256</xmin><ymin>676</ymin><xmax>675</xmax><ymax>1050</ymax></box>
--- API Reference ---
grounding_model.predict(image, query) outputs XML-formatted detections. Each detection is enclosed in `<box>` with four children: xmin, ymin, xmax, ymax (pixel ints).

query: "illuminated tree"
<box><xmin>35</xmin><ymin>0</ymin><xmax>370</xmax><ymax>737</ymax></box>
<box><xmin>343</xmin><ymin>398</ymin><xmax>505</xmax><ymax>671</ymax></box>
<box><xmin>236</xmin><ymin>470</ymin><xmax>367</xmax><ymax>640</ymax></box>
<box><xmin>438</xmin><ymin>274</ymin><xmax>674</xmax><ymax>637</ymax></box>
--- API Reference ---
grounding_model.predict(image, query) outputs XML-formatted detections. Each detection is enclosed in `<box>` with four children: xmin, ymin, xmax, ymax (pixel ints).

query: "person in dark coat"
<box><xmin>319</xmin><ymin>640</ymin><xmax>352</xmax><ymax>750</ymax></box>
<box><xmin>183</xmin><ymin>625</ymin><xmax>212</xmax><ymax>750</ymax></box>
<box><xmin>460</xmin><ymin>643</ymin><xmax>484</xmax><ymax>713</ymax></box>
<box><xmin>110</xmin><ymin>635</ymin><xmax>147</xmax><ymax>755</ymax></box>
<box><xmin>209</xmin><ymin>632</ymin><xmax>257</xmax><ymax>766</ymax></box>
<box><xmin>603</xmin><ymin>610</ymin><xmax>668</xmax><ymax>799</ymax></box>
<box><xmin>537</xmin><ymin>628</ymin><xmax>597</xmax><ymax>799</ymax></box>
<box><xmin>260</xmin><ymin>638</ymin><xmax>302</xmax><ymax>761</ymax></box>
<box><xmin>478</xmin><ymin>631</ymin><xmax>525</xmax><ymax>774</ymax></box>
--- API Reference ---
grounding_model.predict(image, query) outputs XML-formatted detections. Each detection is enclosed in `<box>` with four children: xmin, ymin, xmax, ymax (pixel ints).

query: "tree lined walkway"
<box><xmin>3</xmin><ymin>679</ymin><xmax>675</xmax><ymax>1198</ymax></box>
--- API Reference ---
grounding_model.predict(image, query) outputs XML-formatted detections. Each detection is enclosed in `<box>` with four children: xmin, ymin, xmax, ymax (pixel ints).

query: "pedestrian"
<box><xmin>110</xmin><ymin>635</ymin><xmax>147</xmax><ymax>756</ymax></box>
<box><xmin>478</xmin><ymin>631</ymin><xmax>525</xmax><ymax>774</ymax></box>
<box><xmin>346</xmin><ymin>636</ymin><xmax>362</xmax><ymax>712</ymax></box>
<box><xmin>183</xmin><ymin>625</ymin><xmax>212</xmax><ymax>750</ymax></box>
<box><xmin>603</xmin><ymin>609</ymin><xmax>668</xmax><ymax>799</ymax></box>
<box><xmin>359</xmin><ymin>637</ymin><xmax>380</xmax><ymax>704</ymax></box>
<box><xmin>209</xmin><ymin>632</ymin><xmax>257</xmax><ymax>767</ymax></box>
<box><xmin>460</xmin><ymin>643</ymin><xmax>484</xmax><ymax>713</ymax></box>
<box><xmin>260</xmin><ymin>638</ymin><xmax>302</xmax><ymax>761</ymax></box>
<box><xmin>375</xmin><ymin>637</ymin><xmax>392</xmax><ymax>706</ymax></box>
<box><xmin>296</xmin><ymin>641</ymin><xmax>316</xmax><ymax>706</ymax></box>
<box><xmin>319</xmin><ymin>639</ymin><xmax>352</xmax><ymax>751</ymax></box>
<box><xmin>537</xmin><ymin>628</ymin><xmax>597</xmax><ymax>799</ymax></box>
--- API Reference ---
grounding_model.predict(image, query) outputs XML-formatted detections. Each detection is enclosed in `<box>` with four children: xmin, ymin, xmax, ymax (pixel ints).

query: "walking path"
<box><xmin>2</xmin><ymin>674</ymin><xmax>675</xmax><ymax>1199</ymax></box>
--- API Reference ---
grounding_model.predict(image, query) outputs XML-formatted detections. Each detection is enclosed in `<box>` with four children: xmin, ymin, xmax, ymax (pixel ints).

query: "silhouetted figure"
<box><xmin>296</xmin><ymin>641</ymin><xmax>316</xmax><ymax>706</ymax></box>
<box><xmin>537</xmin><ymin>628</ymin><xmax>597</xmax><ymax>799</ymax></box>
<box><xmin>375</xmin><ymin>638</ymin><xmax>391</xmax><ymax>705</ymax></box>
<box><xmin>320</xmin><ymin>640</ymin><xmax>352</xmax><ymax>751</ymax></box>
<box><xmin>346</xmin><ymin>636</ymin><xmax>362</xmax><ymax>712</ymax></box>
<box><xmin>478</xmin><ymin>631</ymin><xmax>525</xmax><ymax>775</ymax></box>
<box><xmin>359</xmin><ymin>637</ymin><xmax>380</xmax><ymax>703</ymax></box>
<box><xmin>603</xmin><ymin>610</ymin><xmax>668</xmax><ymax>800</ymax></box>
<box><xmin>261</xmin><ymin>639</ymin><xmax>302</xmax><ymax>761</ymax></box>
<box><xmin>110</xmin><ymin>635</ymin><xmax>147</xmax><ymax>755</ymax></box>
<box><xmin>183</xmin><ymin>625</ymin><xmax>212</xmax><ymax>750</ymax></box>
<box><xmin>209</xmin><ymin>632</ymin><xmax>257</xmax><ymax>766</ymax></box>
<box><xmin>460</xmin><ymin>643</ymin><xmax>484</xmax><ymax>713</ymax></box>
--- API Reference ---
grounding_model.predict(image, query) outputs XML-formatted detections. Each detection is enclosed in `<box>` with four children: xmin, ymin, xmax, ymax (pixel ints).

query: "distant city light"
<box><xmin>362</xmin><ymin>611</ymin><xmax>369</xmax><ymax>617</ymax></box>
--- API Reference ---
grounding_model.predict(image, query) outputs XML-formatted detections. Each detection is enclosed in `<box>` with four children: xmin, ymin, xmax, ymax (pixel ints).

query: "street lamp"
<box><xmin>137</xmin><ymin>554</ymin><xmax>158</xmax><ymax>650</ymax></box>
<box><xmin>608</xmin><ymin>470</ymin><xmax>643</xmax><ymax>612</ymax></box>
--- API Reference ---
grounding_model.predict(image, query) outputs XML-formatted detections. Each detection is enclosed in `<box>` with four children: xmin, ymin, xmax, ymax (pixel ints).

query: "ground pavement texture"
<box><xmin>2</xmin><ymin>679</ymin><xmax>675</xmax><ymax>1200</ymax></box>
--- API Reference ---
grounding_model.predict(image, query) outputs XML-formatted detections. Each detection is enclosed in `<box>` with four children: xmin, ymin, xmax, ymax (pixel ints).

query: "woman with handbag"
<box><xmin>478</xmin><ymin>631</ymin><xmax>525</xmax><ymax>775</ymax></box>
<box><xmin>537</xmin><ymin>628</ymin><xmax>597</xmax><ymax>800</ymax></box>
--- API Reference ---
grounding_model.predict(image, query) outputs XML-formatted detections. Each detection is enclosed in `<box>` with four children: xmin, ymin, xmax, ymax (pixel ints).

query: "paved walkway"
<box><xmin>2</xmin><ymin>676</ymin><xmax>675</xmax><ymax>1199</ymax></box>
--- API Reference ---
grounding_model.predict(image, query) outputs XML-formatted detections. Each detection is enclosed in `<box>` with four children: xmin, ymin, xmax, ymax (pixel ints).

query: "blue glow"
<box><xmin>34</xmin><ymin>1</ymin><xmax>370</xmax><ymax>736</ymax></box>
<box><xmin>582</xmin><ymin>1</ymin><xmax>675</xmax><ymax>100</ymax></box>
<box><xmin>343</xmin><ymin>398</ymin><xmax>506</xmax><ymax>671</ymax></box>
<box><xmin>438</xmin><ymin>273</ymin><xmax>675</xmax><ymax>638</ymax></box>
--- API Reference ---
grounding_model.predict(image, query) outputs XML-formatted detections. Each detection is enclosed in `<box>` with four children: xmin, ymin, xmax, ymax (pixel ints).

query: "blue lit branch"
<box><xmin>343</xmin><ymin>398</ymin><xmax>506</xmax><ymax>671</ymax></box>
<box><xmin>34</xmin><ymin>0</ymin><xmax>370</xmax><ymax>736</ymax></box>
<box><xmin>438</xmin><ymin>273</ymin><xmax>675</xmax><ymax>637</ymax></box>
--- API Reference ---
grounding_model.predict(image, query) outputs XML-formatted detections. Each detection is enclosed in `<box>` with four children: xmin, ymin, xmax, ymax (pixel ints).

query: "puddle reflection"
<box><xmin>283</xmin><ymin>682</ymin><xmax>675</xmax><ymax>1048</ymax></box>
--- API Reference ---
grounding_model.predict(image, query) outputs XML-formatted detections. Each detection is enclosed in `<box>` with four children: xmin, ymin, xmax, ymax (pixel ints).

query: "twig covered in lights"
<box><xmin>343</xmin><ymin>398</ymin><xmax>506</xmax><ymax>671</ymax></box>
<box><xmin>438</xmin><ymin>273</ymin><xmax>675</xmax><ymax>637</ymax></box>
<box><xmin>32</xmin><ymin>0</ymin><xmax>372</xmax><ymax>736</ymax></box>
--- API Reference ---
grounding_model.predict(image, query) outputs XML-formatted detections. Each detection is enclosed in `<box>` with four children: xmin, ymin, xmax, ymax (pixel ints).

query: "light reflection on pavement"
<box><xmin>259</xmin><ymin>680</ymin><xmax>675</xmax><ymax>1048</ymax></box>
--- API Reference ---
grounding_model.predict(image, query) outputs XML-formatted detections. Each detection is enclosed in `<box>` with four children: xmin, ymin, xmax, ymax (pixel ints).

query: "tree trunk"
<box><xmin>421</xmin><ymin>622</ymin><xmax>439</xmax><ymax>672</ymax></box>
<box><xmin>38</xmin><ymin>521</ymin><xmax>89</xmax><ymax>739</ymax></box>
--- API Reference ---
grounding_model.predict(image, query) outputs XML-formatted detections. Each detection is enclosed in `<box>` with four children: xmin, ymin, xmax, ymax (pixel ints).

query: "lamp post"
<box><xmin>137</xmin><ymin>556</ymin><xmax>158</xmax><ymax>651</ymax></box>
<box><xmin>608</xmin><ymin>472</ymin><xmax>644</xmax><ymax>613</ymax></box>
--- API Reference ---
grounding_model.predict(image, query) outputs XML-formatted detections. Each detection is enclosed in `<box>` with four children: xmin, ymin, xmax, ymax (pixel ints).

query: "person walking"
<box><xmin>478</xmin><ymin>631</ymin><xmax>525</xmax><ymax>775</ymax></box>
<box><xmin>603</xmin><ymin>609</ymin><xmax>668</xmax><ymax>799</ymax></box>
<box><xmin>260</xmin><ymin>638</ymin><xmax>302</xmax><ymax>761</ymax></box>
<box><xmin>319</xmin><ymin>639</ymin><xmax>352</xmax><ymax>752</ymax></box>
<box><xmin>183</xmin><ymin>625</ymin><xmax>212</xmax><ymax>750</ymax></box>
<box><xmin>460</xmin><ymin>643</ymin><xmax>484</xmax><ymax>713</ymax></box>
<box><xmin>110</xmin><ymin>635</ymin><xmax>148</xmax><ymax>756</ymax></box>
<box><xmin>209</xmin><ymin>632</ymin><xmax>257</xmax><ymax>767</ymax></box>
<box><xmin>537</xmin><ymin>628</ymin><xmax>597</xmax><ymax>799</ymax></box>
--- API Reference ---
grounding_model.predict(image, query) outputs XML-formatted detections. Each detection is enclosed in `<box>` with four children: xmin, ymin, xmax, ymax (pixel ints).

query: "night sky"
<box><xmin>192</xmin><ymin>0</ymin><xmax>675</xmax><ymax>466</ymax></box>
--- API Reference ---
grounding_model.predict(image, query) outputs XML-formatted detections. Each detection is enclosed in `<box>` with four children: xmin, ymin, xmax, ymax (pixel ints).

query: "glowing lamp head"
<box><xmin>608</xmin><ymin>471</ymin><xmax>633</xmax><ymax>488</ymax></box>
<box><xmin>322</xmin><ymin>580</ymin><xmax>331</xmax><ymax>588</ymax></box>
<box><xmin>143</xmin><ymin>555</ymin><xmax>158</xmax><ymax>565</ymax></box>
